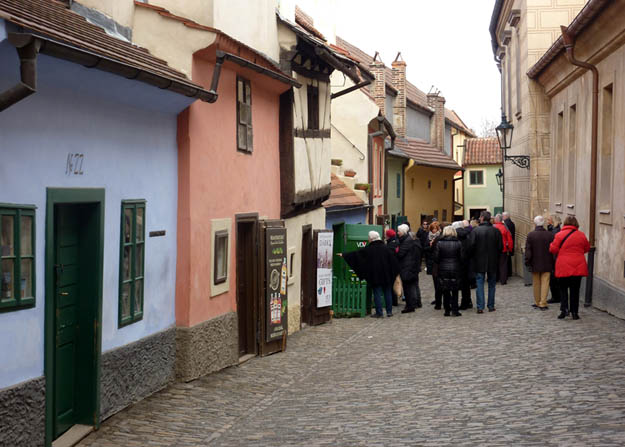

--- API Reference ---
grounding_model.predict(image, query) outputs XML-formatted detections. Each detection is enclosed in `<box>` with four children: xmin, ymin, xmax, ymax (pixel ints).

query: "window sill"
<box><xmin>0</xmin><ymin>298</ymin><xmax>35</xmax><ymax>313</ymax></box>
<box><xmin>118</xmin><ymin>314</ymin><xmax>143</xmax><ymax>328</ymax></box>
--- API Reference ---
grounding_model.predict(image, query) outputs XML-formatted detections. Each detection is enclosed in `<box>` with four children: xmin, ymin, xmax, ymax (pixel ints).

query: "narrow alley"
<box><xmin>79</xmin><ymin>277</ymin><xmax>625</xmax><ymax>447</ymax></box>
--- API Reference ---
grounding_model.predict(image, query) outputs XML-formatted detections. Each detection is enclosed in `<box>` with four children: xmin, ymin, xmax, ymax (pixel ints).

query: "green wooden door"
<box><xmin>53</xmin><ymin>205</ymin><xmax>82</xmax><ymax>437</ymax></box>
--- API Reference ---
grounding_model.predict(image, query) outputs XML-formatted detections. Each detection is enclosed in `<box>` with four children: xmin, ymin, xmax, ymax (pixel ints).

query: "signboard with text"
<box><xmin>265</xmin><ymin>227</ymin><xmax>288</xmax><ymax>343</ymax></box>
<box><xmin>316</xmin><ymin>231</ymin><xmax>333</xmax><ymax>308</ymax></box>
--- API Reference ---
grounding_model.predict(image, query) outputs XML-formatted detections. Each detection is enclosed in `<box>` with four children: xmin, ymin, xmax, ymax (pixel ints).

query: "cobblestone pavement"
<box><xmin>79</xmin><ymin>276</ymin><xmax>625</xmax><ymax>446</ymax></box>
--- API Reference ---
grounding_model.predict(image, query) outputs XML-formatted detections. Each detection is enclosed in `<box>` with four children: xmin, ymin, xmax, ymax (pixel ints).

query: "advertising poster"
<box><xmin>265</xmin><ymin>227</ymin><xmax>287</xmax><ymax>342</ymax></box>
<box><xmin>316</xmin><ymin>231</ymin><xmax>333</xmax><ymax>308</ymax></box>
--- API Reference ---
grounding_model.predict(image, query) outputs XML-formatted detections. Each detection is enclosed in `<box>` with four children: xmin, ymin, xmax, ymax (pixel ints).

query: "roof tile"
<box><xmin>395</xmin><ymin>137</ymin><xmax>462</xmax><ymax>171</ymax></box>
<box><xmin>463</xmin><ymin>137</ymin><xmax>502</xmax><ymax>166</ymax></box>
<box><xmin>323</xmin><ymin>174</ymin><xmax>366</xmax><ymax>208</ymax></box>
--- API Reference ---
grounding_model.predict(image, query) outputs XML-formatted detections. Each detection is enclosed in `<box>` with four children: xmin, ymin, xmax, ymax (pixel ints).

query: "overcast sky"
<box><xmin>295</xmin><ymin>0</ymin><xmax>501</xmax><ymax>134</ymax></box>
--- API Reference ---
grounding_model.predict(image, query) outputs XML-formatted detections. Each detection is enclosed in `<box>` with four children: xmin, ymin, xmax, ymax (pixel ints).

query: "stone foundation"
<box><xmin>0</xmin><ymin>376</ymin><xmax>45</xmax><ymax>446</ymax></box>
<box><xmin>100</xmin><ymin>327</ymin><xmax>176</xmax><ymax>421</ymax></box>
<box><xmin>176</xmin><ymin>312</ymin><xmax>238</xmax><ymax>382</ymax></box>
<box><xmin>593</xmin><ymin>276</ymin><xmax>625</xmax><ymax>321</ymax></box>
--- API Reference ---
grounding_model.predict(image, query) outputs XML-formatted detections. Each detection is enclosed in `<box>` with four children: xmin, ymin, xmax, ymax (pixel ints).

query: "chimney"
<box><xmin>369</xmin><ymin>52</ymin><xmax>385</xmax><ymax>116</ymax></box>
<box><xmin>391</xmin><ymin>52</ymin><xmax>406</xmax><ymax>138</ymax></box>
<box><xmin>427</xmin><ymin>91</ymin><xmax>446</xmax><ymax>151</ymax></box>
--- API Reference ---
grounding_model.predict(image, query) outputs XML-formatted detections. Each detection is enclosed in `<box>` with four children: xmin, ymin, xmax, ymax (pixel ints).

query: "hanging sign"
<box><xmin>316</xmin><ymin>231</ymin><xmax>333</xmax><ymax>308</ymax></box>
<box><xmin>265</xmin><ymin>227</ymin><xmax>288</xmax><ymax>342</ymax></box>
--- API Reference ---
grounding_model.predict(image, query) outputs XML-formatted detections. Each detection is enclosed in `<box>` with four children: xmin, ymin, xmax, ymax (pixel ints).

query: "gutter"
<box><xmin>216</xmin><ymin>50</ymin><xmax>301</xmax><ymax>88</ymax></box>
<box><xmin>1</xmin><ymin>32</ymin><xmax>219</xmax><ymax>112</ymax></box>
<box><xmin>560</xmin><ymin>25</ymin><xmax>599</xmax><ymax>307</ymax></box>
<box><xmin>367</xmin><ymin>130</ymin><xmax>385</xmax><ymax>224</ymax></box>
<box><xmin>0</xmin><ymin>33</ymin><xmax>40</xmax><ymax>111</ymax></box>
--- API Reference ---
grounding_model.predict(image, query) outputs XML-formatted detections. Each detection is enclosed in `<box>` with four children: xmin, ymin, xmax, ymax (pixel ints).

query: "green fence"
<box><xmin>332</xmin><ymin>276</ymin><xmax>369</xmax><ymax>317</ymax></box>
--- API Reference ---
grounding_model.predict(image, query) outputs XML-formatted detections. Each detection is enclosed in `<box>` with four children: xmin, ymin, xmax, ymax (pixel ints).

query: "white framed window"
<box><xmin>468</xmin><ymin>170</ymin><xmax>485</xmax><ymax>186</ymax></box>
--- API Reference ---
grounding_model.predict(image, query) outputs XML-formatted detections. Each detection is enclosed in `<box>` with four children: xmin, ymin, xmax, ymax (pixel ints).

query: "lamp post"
<box><xmin>496</xmin><ymin>113</ymin><xmax>529</xmax><ymax>169</ymax></box>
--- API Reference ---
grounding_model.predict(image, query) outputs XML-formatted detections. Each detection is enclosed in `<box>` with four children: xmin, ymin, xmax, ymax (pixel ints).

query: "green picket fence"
<box><xmin>332</xmin><ymin>276</ymin><xmax>369</xmax><ymax>318</ymax></box>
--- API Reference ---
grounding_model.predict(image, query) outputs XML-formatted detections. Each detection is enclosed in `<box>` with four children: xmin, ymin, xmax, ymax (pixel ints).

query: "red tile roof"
<box><xmin>463</xmin><ymin>137</ymin><xmax>502</xmax><ymax>166</ymax></box>
<box><xmin>295</xmin><ymin>6</ymin><xmax>326</xmax><ymax>41</ymax></box>
<box><xmin>0</xmin><ymin>0</ymin><xmax>199</xmax><ymax>87</ymax></box>
<box><xmin>395</xmin><ymin>138</ymin><xmax>462</xmax><ymax>171</ymax></box>
<box><xmin>335</xmin><ymin>36</ymin><xmax>474</xmax><ymax>135</ymax></box>
<box><xmin>323</xmin><ymin>174</ymin><xmax>366</xmax><ymax>209</ymax></box>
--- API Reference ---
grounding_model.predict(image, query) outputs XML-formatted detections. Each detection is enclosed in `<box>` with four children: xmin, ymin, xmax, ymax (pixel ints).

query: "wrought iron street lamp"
<box><xmin>496</xmin><ymin>114</ymin><xmax>529</xmax><ymax>169</ymax></box>
<box><xmin>495</xmin><ymin>168</ymin><xmax>504</xmax><ymax>192</ymax></box>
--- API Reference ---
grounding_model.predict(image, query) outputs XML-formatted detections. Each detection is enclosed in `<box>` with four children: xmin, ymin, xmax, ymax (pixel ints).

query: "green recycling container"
<box><xmin>332</xmin><ymin>222</ymin><xmax>384</xmax><ymax>317</ymax></box>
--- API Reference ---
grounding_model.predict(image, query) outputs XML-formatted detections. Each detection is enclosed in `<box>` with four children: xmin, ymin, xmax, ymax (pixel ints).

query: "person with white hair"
<box><xmin>493</xmin><ymin>214</ymin><xmax>513</xmax><ymax>285</ymax></box>
<box><xmin>339</xmin><ymin>230</ymin><xmax>399</xmax><ymax>318</ymax></box>
<box><xmin>524</xmin><ymin>215</ymin><xmax>555</xmax><ymax>310</ymax></box>
<box><xmin>433</xmin><ymin>225</ymin><xmax>463</xmax><ymax>316</ymax></box>
<box><xmin>397</xmin><ymin>223</ymin><xmax>422</xmax><ymax>312</ymax></box>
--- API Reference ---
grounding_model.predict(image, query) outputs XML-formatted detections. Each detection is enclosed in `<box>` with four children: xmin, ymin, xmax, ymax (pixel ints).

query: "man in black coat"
<box><xmin>468</xmin><ymin>211</ymin><xmax>503</xmax><ymax>313</ymax></box>
<box><xmin>341</xmin><ymin>231</ymin><xmax>399</xmax><ymax>318</ymax></box>
<box><xmin>524</xmin><ymin>215</ymin><xmax>555</xmax><ymax>310</ymax></box>
<box><xmin>546</xmin><ymin>215</ymin><xmax>561</xmax><ymax>304</ymax></box>
<box><xmin>503</xmin><ymin>211</ymin><xmax>516</xmax><ymax>277</ymax></box>
<box><xmin>397</xmin><ymin>224</ymin><xmax>422</xmax><ymax>313</ymax></box>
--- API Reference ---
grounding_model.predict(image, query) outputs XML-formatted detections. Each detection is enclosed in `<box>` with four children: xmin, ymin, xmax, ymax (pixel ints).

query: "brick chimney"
<box><xmin>369</xmin><ymin>52</ymin><xmax>386</xmax><ymax>116</ymax></box>
<box><xmin>427</xmin><ymin>91</ymin><xmax>446</xmax><ymax>151</ymax></box>
<box><xmin>391</xmin><ymin>52</ymin><xmax>406</xmax><ymax>138</ymax></box>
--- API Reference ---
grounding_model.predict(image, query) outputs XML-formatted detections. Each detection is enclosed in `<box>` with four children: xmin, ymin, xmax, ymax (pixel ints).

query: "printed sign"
<box><xmin>265</xmin><ymin>227</ymin><xmax>288</xmax><ymax>342</ymax></box>
<box><xmin>316</xmin><ymin>231</ymin><xmax>333</xmax><ymax>308</ymax></box>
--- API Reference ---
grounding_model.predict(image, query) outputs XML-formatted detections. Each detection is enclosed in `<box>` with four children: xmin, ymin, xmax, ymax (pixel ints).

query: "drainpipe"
<box><xmin>0</xmin><ymin>34</ymin><xmax>41</xmax><ymax>112</ymax></box>
<box><xmin>560</xmin><ymin>25</ymin><xmax>598</xmax><ymax>307</ymax></box>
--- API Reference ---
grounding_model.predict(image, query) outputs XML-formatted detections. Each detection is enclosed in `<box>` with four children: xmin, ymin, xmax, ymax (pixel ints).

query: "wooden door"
<box><xmin>54</xmin><ymin>205</ymin><xmax>81</xmax><ymax>437</ymax></box>
<box><xmin>300</xmin><ymin>225</ymin><xmax>313</xmax><ymax>326</ymax></box>
<box><xmin>53</xmin><ymin>204</ymin><xmax>99</xmax><ymax>438</ymax></box>
<box><xmin>236</xmin><ymin>219</ymin><xmax>257</xmax><ymax>357</ymax></box>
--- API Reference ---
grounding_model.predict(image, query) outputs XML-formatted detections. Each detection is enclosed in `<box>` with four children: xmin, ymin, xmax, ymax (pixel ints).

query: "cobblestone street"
<box><xmin>79</xmin><ymin>276</ymin><xmax>625</xmax><ymax>446</ymax></box>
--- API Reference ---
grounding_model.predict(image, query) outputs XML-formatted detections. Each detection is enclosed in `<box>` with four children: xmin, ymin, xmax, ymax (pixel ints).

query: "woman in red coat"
<box><xmin>549</xmin><ymin>216</ymin><xmax>590</xmax><ymax>320</ymax></box>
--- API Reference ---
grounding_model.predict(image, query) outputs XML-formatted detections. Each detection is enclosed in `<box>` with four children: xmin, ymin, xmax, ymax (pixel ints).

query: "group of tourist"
<box><xmin>341</xmin><ymin>210</ymin><xmax>589</xmax><ymax>321</ymax></box>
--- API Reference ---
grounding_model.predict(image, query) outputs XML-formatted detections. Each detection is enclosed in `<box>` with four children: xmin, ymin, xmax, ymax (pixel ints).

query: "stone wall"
<box><xmin>176</xmin><ymin>312</ymin><xmax>238</xmax><ymax>382</ymax></box>
<box><xmin>0</xmin><ymin>376</ymin><xmax>45</xmax><ymax>447</ymax></box>
<box><xmin>100</xmin><ymin>327</ymin><xmax>176</xmax><ymax>421</ymax></box>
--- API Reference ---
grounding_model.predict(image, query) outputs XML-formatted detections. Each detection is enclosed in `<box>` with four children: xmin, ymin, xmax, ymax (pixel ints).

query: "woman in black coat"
<box><xmin>433</xmin><ymin>226</ymin><xmax>463</xmax><ymax>316</ymax></box>
<box><xmin>341</xmin><ymin>231</ymin><xmax>399</xmax><ymax>317</ymax></box>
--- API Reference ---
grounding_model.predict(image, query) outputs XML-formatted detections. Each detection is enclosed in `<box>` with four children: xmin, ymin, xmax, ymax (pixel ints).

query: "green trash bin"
<box><xmin>332</xmin><ymin>222</ymin><xmax>384</xmax><ymax>317</ymax></box>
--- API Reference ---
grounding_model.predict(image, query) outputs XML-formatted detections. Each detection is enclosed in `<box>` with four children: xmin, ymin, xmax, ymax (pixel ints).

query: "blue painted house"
<box><xmin>0</xmin><ymin>1</ymin><xmax>215</xmax><ymax>445</ymax></box>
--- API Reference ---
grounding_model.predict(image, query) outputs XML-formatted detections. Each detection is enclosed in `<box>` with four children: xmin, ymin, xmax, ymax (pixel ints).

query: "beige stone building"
<box><xmin>528</xmin><ymin>0</ymin><xmax>625</xmax><ymax>317</ymax></box>
<box><xmin>490</xmin><ymin>0</ymin><xmax>588</xmax><ymax>274</ymax></box>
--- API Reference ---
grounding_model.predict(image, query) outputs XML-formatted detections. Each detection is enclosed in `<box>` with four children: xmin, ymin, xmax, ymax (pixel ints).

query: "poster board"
<box><xmin>316</xmin><ymin>230</ymin><xmax>333</xmax><ymax>308</ymax></box>
<box><xmin>265</xmin><ymin>226</ymin><xmax>287</xmax><ymax>343</ymax></box>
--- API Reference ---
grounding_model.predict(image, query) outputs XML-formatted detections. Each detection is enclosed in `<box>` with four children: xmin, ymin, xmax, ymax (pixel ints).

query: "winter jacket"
<box><xmin>549</xmin><ymin>225</ymin><xmax>590</xmax><ymax>278</ymax></box>
<box><xmin>494</xmin><ymin>222</ymin><xmax>513</xmax><ymax>253</ymax></box>
<box><xmin>524</xmin><ymin>226</ymin><xmax>555</xmax><ymax>273</ymax></box>
<box><xmin>416</xmin><ymin>227</ymin><xmax>429</xmax><ymax>250</ymax></box>
<box><xmin>425</xmin><ymin>235</ymin><xmax>441</xmax><ymax>276</ymax></box>
<box><xmin>397</xmin><ymin>234</ymin><xmax>421</xmax><ymax>282</ymax></box>
<box><xmin>504</xmin><ymin>218</ymin><xmax>516</xmax><ymax>251</ymax></box>
<box><xmin>433</xmin><ymin>236</ymin><xmax>463</xmax><ymax>290</ymax></box>
<box><xmin>342</xmin><ymin>240</ymin><xmax>399</xmax><ymax>287</ymax></box>
<box><xmin>386</xmin><ymin>236</ymin><xmax>400</xmax><ymax>253</ymax></box>
<box><xmin>468</xmin><ymin>222</ymin><xmax>503</xmax><ymax>276</ymax></box>
<box><xmin>455</xmin><ymin>227</ymin><xmax>473</xmax><ymax>279</ymax></box>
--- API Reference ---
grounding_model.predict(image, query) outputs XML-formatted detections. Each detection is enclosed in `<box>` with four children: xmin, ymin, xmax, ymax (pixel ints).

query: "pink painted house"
<box><xmin>175</xmin><ymin>32</ymin><xmax>299</xmax><ymax>381</ymax></box>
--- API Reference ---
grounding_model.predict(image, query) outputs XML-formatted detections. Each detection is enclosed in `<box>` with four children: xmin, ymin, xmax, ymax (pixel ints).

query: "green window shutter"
<box><xmin>0</xmin><ymin>205</ymin><xmax>36</xmax><ymax>312</ymax></box>
<box><xmin>119</xmin><ymin>200</ymin><xmax>146</xmax><ymax>327</ymax></box>
<box><xmin>396</xmin><ymin>173</ymin><xmax>401</xmax><ymax>198</ymax></box>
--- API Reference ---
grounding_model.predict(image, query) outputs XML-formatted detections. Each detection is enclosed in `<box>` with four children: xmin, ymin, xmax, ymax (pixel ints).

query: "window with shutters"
<box><xmin>237</xmin><ymin>77</ymin><xmax>253</xmax><ymax>153</ymax></box>
<box><xmin>119</xmin><ymin>200</ymin><xmax>145</xmax><ymax>327</ymax></box>
<box><xmin>307</xmin><ymin>85</ymin><xmax>319</xmax><ymax>130</ymax></box>
<box><xmin>0</xmin><ymin>205</ymin><xmax>35</xmax><ymax>311</ymax></box>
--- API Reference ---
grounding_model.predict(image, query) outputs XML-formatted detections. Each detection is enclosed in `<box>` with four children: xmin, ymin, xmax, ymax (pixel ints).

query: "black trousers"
<box><xmin>403</xmin><ymin>279</ymin><xmax>418</xmax><ymax>310</ymax></box>
<box><xmin>432</xmin><ymin>275</ymin><xmax>442</xmax><ymax>308</ymax></box>
<box><xmin>459</xmin><ymin>275</ymin><xmax>472</xmax><ymax>308</ymax></box>
<box><xmin>498</xmin><ymin>253</ymin><xmax>509</xmax><ymax>285</ymax></box>
<box><xmin>442</xmin><ymin>288</ymin><xmax>459</xmax><ymax>313</ymax></box>
<box><xmin>560</xmin><ymin>276</ymin><xmax>582</xmax><ymax>314</ymax></box>
<box><xmin>549</xmin><ymin>273</ymin><xmax>561</xmax><ymax>302</ymax></box>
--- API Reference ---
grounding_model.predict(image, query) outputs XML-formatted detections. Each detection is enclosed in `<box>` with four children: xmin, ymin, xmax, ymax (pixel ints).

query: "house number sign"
<box><xmin>65</xmin><ymin>153</ymin><xmax>84</xmax><ymax>175</ymax></box>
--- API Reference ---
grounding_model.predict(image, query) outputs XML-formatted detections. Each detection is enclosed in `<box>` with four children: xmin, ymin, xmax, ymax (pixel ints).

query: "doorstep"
<box><xmin>52</xmin><ymin>424</ymin><xmax>94</xmax><ymax>447</ymax></box>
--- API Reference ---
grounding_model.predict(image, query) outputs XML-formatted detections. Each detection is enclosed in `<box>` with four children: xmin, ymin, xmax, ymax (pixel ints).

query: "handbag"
<box><xmin>393</xmin><ymin>275</ymin><xmax>403</xmax><ymax>297</ymax></box>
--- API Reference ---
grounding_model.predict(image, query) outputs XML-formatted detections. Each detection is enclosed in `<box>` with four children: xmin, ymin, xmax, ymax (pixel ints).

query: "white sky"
<box><xmin>295</xmin><ymin>0</ymin><xmax>502</xmax><ymax>133</ymax></box>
